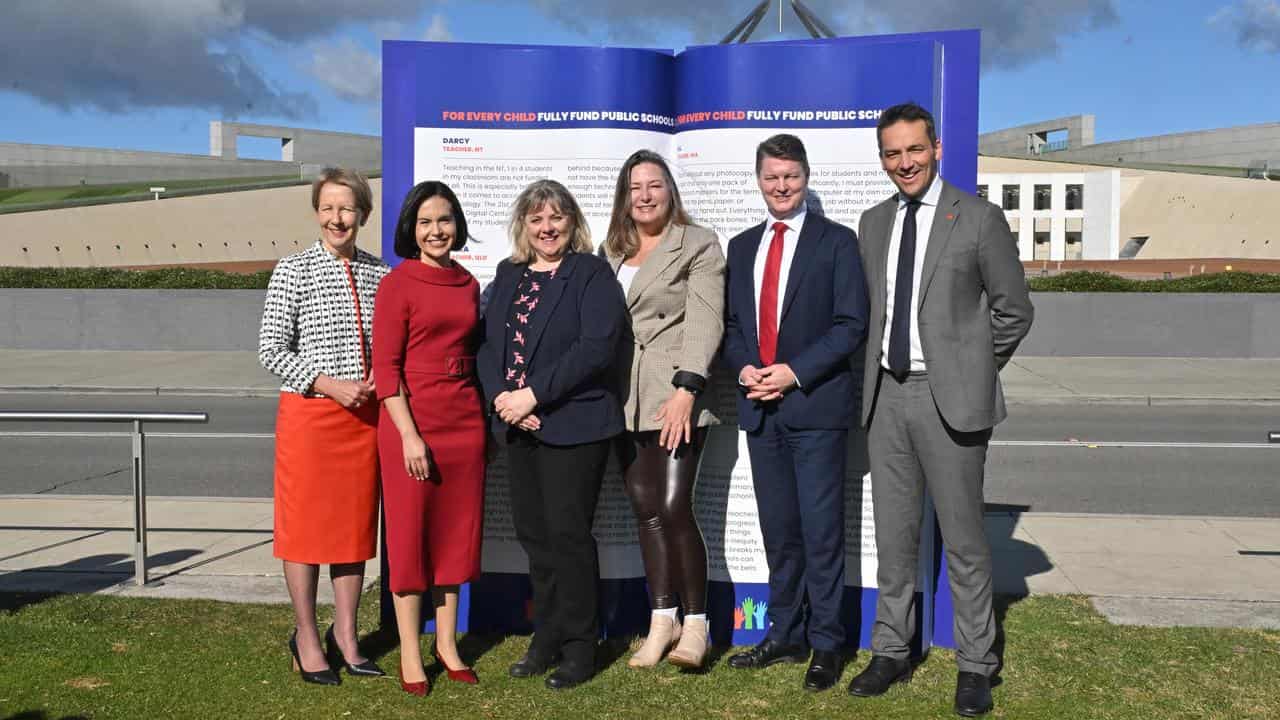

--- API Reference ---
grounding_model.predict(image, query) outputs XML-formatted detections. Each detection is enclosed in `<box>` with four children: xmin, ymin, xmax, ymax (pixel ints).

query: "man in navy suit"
<box><xmin>722</xmin><ymin>134</ymin><xmax>869</xmax><ymax>692</ymax></box>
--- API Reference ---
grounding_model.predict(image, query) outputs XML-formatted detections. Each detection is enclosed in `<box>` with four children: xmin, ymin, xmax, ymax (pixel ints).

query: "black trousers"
<box><xmin>506</xmin><ymin>432</ymin><xmax>611</xmax><ymax>668</ymax></box>
<box><xmin>617</xmin><ymin>427</ymin><xmax>709</xmax><ymax>614</ymax></box>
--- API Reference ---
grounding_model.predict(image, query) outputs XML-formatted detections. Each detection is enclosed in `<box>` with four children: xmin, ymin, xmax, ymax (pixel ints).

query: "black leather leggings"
<box><xmin>618</xmin><ymin>428</ymin><xmax>708</xmax><ymax>614</ymax></box>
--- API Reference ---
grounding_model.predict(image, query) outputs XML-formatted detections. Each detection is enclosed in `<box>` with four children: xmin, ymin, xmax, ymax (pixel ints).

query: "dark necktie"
<box><xmin>888</xmin><ymin>200</ymin><xmax>921</xmax><ymax>378</ymax></box>
<box><xmin>758</xmin><ymin>221</ymin><xmax>787</xmax><ymax>366</ymax></box>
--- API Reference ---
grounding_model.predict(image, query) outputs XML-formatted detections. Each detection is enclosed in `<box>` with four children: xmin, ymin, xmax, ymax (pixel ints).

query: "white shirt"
<box><xmin>616</xmin><ymin>262</ymin><xmax>640</xmax><ymax>298</ymax></box>
<box><xmin>881</xmin><ymin>175</ymin><xmax>942</xmax><ymax>373</ymax></box>
<box><xmin>753</xmin><ymin>204</ymin><xmax>806</xmax><ymax>339</ymax></box>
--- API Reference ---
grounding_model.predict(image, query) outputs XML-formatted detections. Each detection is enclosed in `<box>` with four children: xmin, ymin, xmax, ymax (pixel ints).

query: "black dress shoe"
<box><xmin>727</xmin><ymin>638</ymin><xmax>809</xmax><ymax>669</ymax></box>
<box><xmin>323</xmin><ymin>625</ymin><xmax>386</xmax><ymax>677</ymax></box>
<box><xmin>847</xmin><ymin>655</ymin><xmax>912</xmax><ymax>696</ymax></box>
<box><xmin>954</xmin><ymin>671</ymin><xmax>994</xmax><ymax>717</ymax></box>
<box><xmin>288</xmin><ymin>631</ymin><xmax>340</xmax><ymax>686</ymax></box>
<box><xmin>508</xmin><ymin>652</ymin><xmax>556</xmax><ymax>678</ymax></box>
<box><xmin>544</xmin><ymin>661</ymin><xmax>593</xmax><ymax>690</ymax></box>
<box><xmin>803</xmin><ymin>649</ymin><xmax>843</xmax><ymax>691</ymax></box>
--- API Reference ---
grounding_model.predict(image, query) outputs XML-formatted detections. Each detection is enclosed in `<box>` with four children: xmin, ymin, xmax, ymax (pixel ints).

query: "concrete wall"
<box><xmin>4</xmin><ymin>290</ymin><xmax>1279</xmax><ymax>357</ymax></box>
<box><xmin>1117</xmin><ymin>170</ymin><xmax>1280</xmax><ymax>259</ymax></box>
<box><xmin>210</xmin><ymin>122</ymin><xmax>379</xmax><ymax>172</ymax></box>
<box><xmin>1018</xmin><ymin>293</ymin><xmax>1280</xmax><ymax>357</ymax></box>
<box><xmin>0</xmin><ymin>141</ymin><xmax>300</xmax><ymax>188</ymax></box>
<box><xmin>979</xmin><ymin>115</ymin><xmax>1095</xmax><ymax>157</ymax></box>
<box><xmin>0</xmin><ymin>289</ymin><xmax>265</xmax><ymax>351</ymax></box>
<box><xmin>1046</xmin><ymin>123</ymin><xmax>1280</xmax><ymax>169</ymax></box>
<box><xmin>981</xmin><ymin>119</ymin><xmax>1280</xmax><ymax>170</ymax></box>
<box><xmin>0</xmin><ymin>179</ymin><xmax>383</xmax><ymax>268</ymax></box>
<box><xmin>1</xmin><ymin>120</ymin><xmax>379</xmax><ymax>189</ymax></box>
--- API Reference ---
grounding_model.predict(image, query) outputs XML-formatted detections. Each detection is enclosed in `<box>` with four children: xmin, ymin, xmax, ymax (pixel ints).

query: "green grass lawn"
<box><xmin>0</xmin><ymin>592</ymin><xmax>1276</xmax><ymax>719</ymax></box>
<box><xmin>0</xmin><ymin>176</ymin><xmax>301</xmax><ymax>208</ymax></box>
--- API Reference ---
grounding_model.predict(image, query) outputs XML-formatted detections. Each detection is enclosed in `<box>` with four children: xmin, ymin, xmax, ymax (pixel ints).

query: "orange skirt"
<box><xmin>273</xmin><ymin>392</ymin><xmax>379</xmax><ymax>564</ymax></box>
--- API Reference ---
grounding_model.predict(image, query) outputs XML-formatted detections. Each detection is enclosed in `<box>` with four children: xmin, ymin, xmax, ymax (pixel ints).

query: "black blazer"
<box><xmin>722</xmin><ymin>212</ymin><xmax>870</xmax><ymax>433</ymax></box>
<box><xmin>477</xmin><ymin>252</ymin><xmax>627</xmax><ymax>445</ymax></box>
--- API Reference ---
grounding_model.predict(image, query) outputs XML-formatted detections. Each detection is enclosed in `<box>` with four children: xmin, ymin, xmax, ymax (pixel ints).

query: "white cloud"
<box><xmin>1212</xmin><ymin>0</ymin><xmax>1280</xmax><ymax>54</ymax></box>
<box><xmin>308</xmin><ymin>40</ymin><xmax>382</xmax><ymax>104</ymax></box>
<box><xmin>424</xmin><ymin>13</ymin><xmax>454</xmax><ymax>42</ymax></box>
<box><xmin>0</xmin><ymin>0</ymin><xmax>430</xmax><ymax>118</ymax></box>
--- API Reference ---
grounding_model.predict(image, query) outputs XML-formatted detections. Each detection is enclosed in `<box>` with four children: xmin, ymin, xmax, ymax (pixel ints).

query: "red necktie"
<box><xmin>758</xmin><ymin>221</ymin><xmax>787</xmax><ymax>366</ymax></box>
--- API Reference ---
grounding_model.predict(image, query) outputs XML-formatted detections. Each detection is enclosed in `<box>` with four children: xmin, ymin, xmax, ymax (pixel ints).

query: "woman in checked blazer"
<box><xmin>259</xmin><ymin>167</ymin><xmax>388</xmax><ymax>686</ymax></box>
<box><xmin>601</xmin><ymin>149</ymin><xmax>726</xmax><ymax>669</ymax></box>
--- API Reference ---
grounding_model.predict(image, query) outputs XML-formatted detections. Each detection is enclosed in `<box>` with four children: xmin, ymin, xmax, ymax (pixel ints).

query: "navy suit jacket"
<box><xmin>722</xmin><ymin>212</ymin><xmax>870</xmax><ymax>433</ymax></box>
<box><xmin>477</xmin><ymin>252</ymin><xmax>626</xmax><ymax>446</ymax></box>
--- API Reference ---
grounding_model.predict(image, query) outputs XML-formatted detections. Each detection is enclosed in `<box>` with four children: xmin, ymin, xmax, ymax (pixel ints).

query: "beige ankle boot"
<box><xmin>628</xmin><ymin>612</ymin><xmax>682</xmax><ymax>667</ymax></box>
<box><xmin>666</xmin><ymin>615</ymin><xmax>708</xmax><ymax>669</ymax></box>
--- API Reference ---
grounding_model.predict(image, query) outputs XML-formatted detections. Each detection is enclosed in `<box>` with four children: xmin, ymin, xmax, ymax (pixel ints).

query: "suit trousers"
<box><xmin>867</xmin><ymin>369</ymin><xmax>998</xmax><ymax>675</ymax></box>
<box><xmin>745</xmin><ymin>411</ymin><xmax>847</xmax><ymax>652</ymax></box>
<box><xmin>506</xmin><ymin>432</ymin><xmax>612</xmax><ymax>668</ymax></box>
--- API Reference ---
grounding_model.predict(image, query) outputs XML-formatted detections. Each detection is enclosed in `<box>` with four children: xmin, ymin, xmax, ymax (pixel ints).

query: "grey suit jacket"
<box><xmin>858</xmin><ymin>180</ymin><xmax>1034</xmax><ymax>432</ymax></box>
<box><xmin>604</xmin><ymin>223</ymin><xmax>726</xmax><ymax>432</ymax></box>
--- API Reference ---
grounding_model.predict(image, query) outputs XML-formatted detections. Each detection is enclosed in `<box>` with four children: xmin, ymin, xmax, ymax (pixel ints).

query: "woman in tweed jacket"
<box><xmin>258</xmin><ymin>167</ymin><xmax>389</xmax><ymax>685</ymax></box>
<box><xmin>601</xmin><ymin>150</ymin><xmax>725</xmax><ymax>669</ymax></box>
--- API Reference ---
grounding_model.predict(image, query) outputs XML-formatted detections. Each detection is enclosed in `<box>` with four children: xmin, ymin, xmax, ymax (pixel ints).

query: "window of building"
<box><xmin>1033</xmin><ymin>232</ymin><xmax>1050</xmax><ymax>260</ymax></box>
<box><xmin>1034</xmin><ymin>184</ymin><xmax>1052</xmax><ymax>211</ymax></box>
<box><xmin>1065</xmin><ymin>184</ymin><xmax>1084</xmax><ymax>210</ymax></box>
<box><xmin>1002</xmin><ymin>185</ymin><xmax>1019</xmax><ymax>211</ymax></box>
<box><xmin>1065</xmin><ymin>231</ymin><xmax>1083</xmax><ymax>260</ymax></box>
<box><xmin>1119</xmin><ymin>236</ymin><xmax>1148</xmax><ymax>259</ymax></box>
<box><xmin>977</xmin><ymin>184</ymin><xmax>988</xmax><ymax>201</ymax></box>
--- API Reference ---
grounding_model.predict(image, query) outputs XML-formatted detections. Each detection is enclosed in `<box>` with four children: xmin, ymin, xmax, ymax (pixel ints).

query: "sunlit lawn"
<box><xmin>1</xmin><ymin>591</ymin><xmax>1277</xmax><ymax>719</ymax></box>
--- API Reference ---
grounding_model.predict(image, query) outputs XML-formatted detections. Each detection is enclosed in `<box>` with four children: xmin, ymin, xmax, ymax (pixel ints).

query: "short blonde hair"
<box><xmin>311</xmin><ymin>167</ymin><xmax>373</xmax><ymax>227</ymax></box>
<box><xmin>508</xmin><ymin>179</ymin><xmax>592</xmax><ymax>263</ymax></box>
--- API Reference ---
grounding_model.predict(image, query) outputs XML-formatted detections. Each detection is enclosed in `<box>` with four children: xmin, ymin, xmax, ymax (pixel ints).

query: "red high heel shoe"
<box><xmin>398</xmin><ymin>665</ymin><xmax>430</xmax><ymax>696</ymax></box>
<box><xmin>436</xmin><ymin>650</ymin><xmax>479</xmax><ymax>684</ymax></box>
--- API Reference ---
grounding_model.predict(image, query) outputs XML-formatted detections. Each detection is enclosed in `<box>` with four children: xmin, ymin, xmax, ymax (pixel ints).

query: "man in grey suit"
<box><xmin>846</xmin><ymin>103</ymin><xmax>1033</xmax><ymax>717</ymax></box>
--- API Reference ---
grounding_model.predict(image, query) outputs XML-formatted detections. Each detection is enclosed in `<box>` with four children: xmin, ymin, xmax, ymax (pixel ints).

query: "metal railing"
<box><xmin>1033</xmin><ymin>140</ymin><xmax>1070</xmax><ymax>154</ymax></box>
<box><xmin>0</xmin><ymin>411</ymin><xmax>209</xmax><ymax>585</ymax></box>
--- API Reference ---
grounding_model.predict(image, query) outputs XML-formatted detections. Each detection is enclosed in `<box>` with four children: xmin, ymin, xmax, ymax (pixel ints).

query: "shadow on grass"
<box><xmin>983</xmin><ymin>501</ymin><xmax>1048</xmax><ymax>683</ymax></box>
<box><xmin>0</xmin><ymin>549</ymin><xmax>201</xmax><ymax>613</ymax></box>
<box><xmin>990</xmin><ymin>593</ymin><xmax>1028</xmax><ymax>685</ymax></box>
<box><xmin>3</xmin><ymin>711</ymin><xmax>90</xmax><ymax>720</ymax></box>
<box><xmin>596</xmin><ymin>635</ymin><xmax>632</xmax><ymax>674</ymax></box>
<box><xmin>357</xmin><ymin>625</ymin><xmax>506</xmax><ymax>677</ymax></box>
<box><xmin>458</xmin><ymin>632</ymin><xmax>505</xmax><ymax>667</ymax></box>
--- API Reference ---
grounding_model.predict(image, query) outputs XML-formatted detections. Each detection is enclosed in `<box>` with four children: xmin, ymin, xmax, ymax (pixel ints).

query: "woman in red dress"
<box><xmin>373</xmin><ymin>180</ymin><xmax>485</xmax><ymax>697</ymax></box>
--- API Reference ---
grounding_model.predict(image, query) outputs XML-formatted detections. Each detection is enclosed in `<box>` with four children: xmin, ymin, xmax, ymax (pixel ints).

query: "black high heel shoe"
<box><xmin>289</xmin><ymin>630</ymin><xmax>340</xmax><ymax>686</ymax></box>
<box><xmin>324</xmin><ymin>624</ymin><xmax>386</xmax><ymax>677</ymax></box>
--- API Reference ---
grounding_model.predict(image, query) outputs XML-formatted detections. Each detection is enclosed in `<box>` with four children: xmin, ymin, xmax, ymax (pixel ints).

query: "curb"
<box><xmin>4</xmin><ymin>386</ymin><xmax>1280</xmax><ymax>406</ymax></box>
<box><xmin>1006</xmin><ymin>395</ymin><xmax>1280</xmax><ymax>407</ymax></box>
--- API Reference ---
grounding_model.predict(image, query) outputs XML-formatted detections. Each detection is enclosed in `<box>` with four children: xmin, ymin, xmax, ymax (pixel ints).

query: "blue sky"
<box><xmin>0</xmin><ymin>0</ymin><xmax>1277</xmax><ymax>158</ymax></box>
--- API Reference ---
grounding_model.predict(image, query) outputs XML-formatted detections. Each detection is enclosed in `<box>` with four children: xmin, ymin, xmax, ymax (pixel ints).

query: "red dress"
<box><xmin>373</xmin><ymin>259</ymin><xmax>485</xmax><ymax>592</ymax></box>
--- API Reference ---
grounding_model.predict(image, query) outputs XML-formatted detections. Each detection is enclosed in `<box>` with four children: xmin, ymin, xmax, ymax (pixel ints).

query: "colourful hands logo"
<box><xmin>732</xmin><ymin>596</ymin><xmax>769</xmax><ymax>630</ymax></box>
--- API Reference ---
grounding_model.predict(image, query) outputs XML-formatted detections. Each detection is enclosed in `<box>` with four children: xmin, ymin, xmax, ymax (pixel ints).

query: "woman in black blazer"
<box><xmin>477</xmin><ymin>179</ymin><xmax>626</xmax><ymax>691</ymax></box>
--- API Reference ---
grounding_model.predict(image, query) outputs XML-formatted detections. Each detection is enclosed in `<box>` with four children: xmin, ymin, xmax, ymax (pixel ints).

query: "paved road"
<box><xmin>1</xmin><ymin>394</ymin><xmax>1277</xmax><ymax>516</ymax></box>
